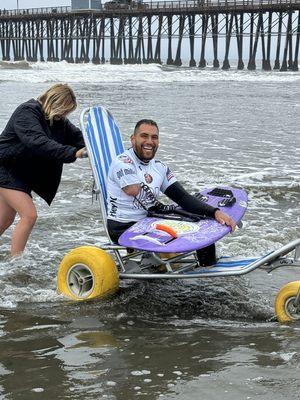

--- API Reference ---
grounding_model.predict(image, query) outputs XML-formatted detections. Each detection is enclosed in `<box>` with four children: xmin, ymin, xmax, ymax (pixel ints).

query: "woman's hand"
<box><xmin>75</xmin><ymin>148</ymin><xmax>88</xmax><ymax>159</ymax></box>
<box><xmin>214</xmin><ymin>210</ymin><xmax>236</xmax><ymax>232</ymax></box>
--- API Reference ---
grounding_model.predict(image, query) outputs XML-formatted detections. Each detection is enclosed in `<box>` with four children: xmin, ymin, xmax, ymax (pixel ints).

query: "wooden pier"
<box><xmin>0</xmin><ymin>0</ymin><xmax>299</xmax><ymax>70</ymax></box>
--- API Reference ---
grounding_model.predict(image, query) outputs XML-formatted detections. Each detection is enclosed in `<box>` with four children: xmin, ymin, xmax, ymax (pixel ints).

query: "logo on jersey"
<box><xmin>133</xmin><ymin>183</ymin><xmax>159</xmax><ymax>209</ymax></box>
<box><xmin>166</xmin><ymin>167</ymin><xmax>174</xmax><ymax>181</ymax></box>
<box><xmin>108</xmin><ymin>196</ymin><xmax>118</xmax><ymax>217</ymax></box>
<box><xmin>118</xmin><ymin>155</ymin><xmax>133</xmax><ymax>164</ymax></box>
<box><xmin>116</xmin><ymin>168</ymin><xmax>135</xmax><ymax>180</ymax></box>
<box><xmin>144</xmin><ymin>173</ymin><xmax>153</xmax><ymax>184</ymax></box>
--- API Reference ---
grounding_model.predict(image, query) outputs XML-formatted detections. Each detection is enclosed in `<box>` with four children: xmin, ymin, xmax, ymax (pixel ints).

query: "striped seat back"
<box><xmin>81</xmin><ymin>106</ymin><xmax>125</xmax><ymax>220</ymax></box>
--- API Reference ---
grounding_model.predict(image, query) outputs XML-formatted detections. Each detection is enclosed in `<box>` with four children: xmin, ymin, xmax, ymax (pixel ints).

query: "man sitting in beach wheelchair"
<box><xmin>106</xmin><ymin>118</ymin><xmax>236</xmax><ymax>266</ymax></box>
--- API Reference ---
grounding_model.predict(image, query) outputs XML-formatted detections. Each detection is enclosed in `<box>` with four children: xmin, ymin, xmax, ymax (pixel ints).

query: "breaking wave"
<box><xmin>0</xmin><ymin>60</ymin><xmax>299</xmax><ymax>84</ymax></box>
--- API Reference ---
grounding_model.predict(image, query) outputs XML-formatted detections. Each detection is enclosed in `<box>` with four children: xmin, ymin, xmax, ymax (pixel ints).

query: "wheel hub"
<box><xmin>285</xmin><ymin>297</ymin><xmax>300</xmax><ymax>320</ymax></box>
<box><xmin>67</xmin><ymin>263</ymin><xmax>94</xmax><ymax>299</ymax></box>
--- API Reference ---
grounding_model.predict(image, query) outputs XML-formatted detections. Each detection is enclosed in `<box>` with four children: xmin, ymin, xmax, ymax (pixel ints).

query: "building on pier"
<box><xmin>71</xmin><ymin>0</ymin><xmax>102</xmax><ymax>10</ymax></box>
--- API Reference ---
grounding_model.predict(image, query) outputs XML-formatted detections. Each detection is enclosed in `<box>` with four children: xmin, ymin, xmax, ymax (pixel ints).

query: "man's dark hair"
<box><xmin>134</xmin><ymin>119</ymin><xmax>159</xmax><ymax>134</ymax></box>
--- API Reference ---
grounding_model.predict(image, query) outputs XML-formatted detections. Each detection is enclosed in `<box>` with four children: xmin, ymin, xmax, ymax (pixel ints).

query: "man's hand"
<box><xmin>214</xmin><ymin>210</ymin><xmax>236</xmax><ymax>232</ymax></box>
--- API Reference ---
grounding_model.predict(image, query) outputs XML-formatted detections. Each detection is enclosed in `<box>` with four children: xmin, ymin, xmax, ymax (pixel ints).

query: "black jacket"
<box><xmin>0</xmin><ymin>99</ymin><xmax>85</xmax><ymax>205</ymax></box>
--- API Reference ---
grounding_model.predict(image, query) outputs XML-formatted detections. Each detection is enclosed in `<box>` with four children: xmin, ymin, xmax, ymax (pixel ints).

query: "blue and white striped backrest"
<box><xmin>81</xmin><ymin>106</ymin><xmax>125</xmax><ymax>220</ymax></box>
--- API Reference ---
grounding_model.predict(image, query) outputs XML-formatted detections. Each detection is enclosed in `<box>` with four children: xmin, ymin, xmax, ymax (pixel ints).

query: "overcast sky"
<box><xmin>0</xmin><ymin>0</ymin><xmax>70</xmax><ymax>9</ymax></box>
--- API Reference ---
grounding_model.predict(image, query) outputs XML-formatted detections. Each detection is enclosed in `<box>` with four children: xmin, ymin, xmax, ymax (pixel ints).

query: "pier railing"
<box><xmin>0</xmin><ymin>0</ymin><xmax>299</xmax><ymax>17</ymax></box>
<box><xmin>0</xmin><ymin>7</ymin><xmax>70</xmax><ymax>17</ymax></box>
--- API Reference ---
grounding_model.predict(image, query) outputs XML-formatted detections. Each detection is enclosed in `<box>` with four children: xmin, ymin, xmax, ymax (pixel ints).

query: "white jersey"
<box><xmin>107</xmin><ymin>148</ymin><xmax>177</xmax><ymax>222</ymax></box>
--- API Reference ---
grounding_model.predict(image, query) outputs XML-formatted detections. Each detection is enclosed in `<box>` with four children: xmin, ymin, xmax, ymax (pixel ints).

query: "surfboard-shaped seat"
<box><xmin>118</xmin><ymin>187</ymin><xmax>248</xmax><ymax>253</ymax></box>
<box><xmin>80</xmin><ymin>106</ymin><xmax>125</xmax><ymax>235</ymax></box>
<box><xmin>81</xmin><ymin>106</ymin><xmax>125</xmax><ymax>208</ymax></box>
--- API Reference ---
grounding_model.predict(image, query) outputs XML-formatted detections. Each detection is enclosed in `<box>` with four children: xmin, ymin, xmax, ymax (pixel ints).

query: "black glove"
<box><xmin>148</xmin><ymin>202</ymin><xmax>179</xmax><ymax>213</ymax></box>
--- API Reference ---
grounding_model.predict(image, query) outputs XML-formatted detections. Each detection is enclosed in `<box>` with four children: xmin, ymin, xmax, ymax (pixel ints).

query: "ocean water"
<box><xmin>0</xmin><ymin>60</ymin><xmax>300</xmax><ymax>399</ymax></box>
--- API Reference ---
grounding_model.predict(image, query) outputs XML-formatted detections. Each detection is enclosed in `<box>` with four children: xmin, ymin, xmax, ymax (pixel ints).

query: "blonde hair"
<box><xmin>38</xmin><ymin>84</ymin><xmax>77</xmax><ymax>124</ymax></box>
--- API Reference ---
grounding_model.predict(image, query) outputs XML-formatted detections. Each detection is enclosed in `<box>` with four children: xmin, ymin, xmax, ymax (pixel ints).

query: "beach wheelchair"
<box><xmin>57</xmin><ymin>106</ymin><xmax>300</xmax><ymax>323</ymax></box>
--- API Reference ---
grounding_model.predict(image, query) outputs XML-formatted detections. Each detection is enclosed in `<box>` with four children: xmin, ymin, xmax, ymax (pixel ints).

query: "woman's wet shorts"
<box><xmin>0</xmin><ymin>165</ymin><xmax>32</xmax><ymax>197</ymax></box>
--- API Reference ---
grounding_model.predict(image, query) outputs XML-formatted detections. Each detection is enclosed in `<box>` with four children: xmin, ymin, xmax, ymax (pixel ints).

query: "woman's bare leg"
<box><xmin>0</xmin><ymin>188</ymin><xmax>37</xmax><ymax>256</ymax></box>
<box><xmin>0</xmin><ymin>193</ymin><xmax>16</xmax><ymax>235</ymax></box>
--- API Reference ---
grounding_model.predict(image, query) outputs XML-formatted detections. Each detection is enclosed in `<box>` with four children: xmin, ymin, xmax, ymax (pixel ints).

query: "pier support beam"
<box><xmin>235</xmin><ymin>14</ymin><xmax>244</xmax><ymax>70</ymax></box>
<box><xmin>292</xmin><ymin>11</ymin><xmax>300</xmax><ymax>71</ymax></box>
<box><xmin>280</xmin><ymin>11</ymin><xmax>293</xmax><ymax>71</ymax></box>
<box><xmin>188</xmin><ymin>15</ymin><xmax>196</xmax><ymax>67</ymax></box>
<box><xmin>247</xmin><ymin>13</ymin><xmax>256</xmax><ymax>70</ymax></box>
<box><xmin>174</xmin><ymin>15</ymin><xmax>185</xmax><ymax>66</ymax></box>
<box><xmin>154</xmin><ymin>15</ymin><xmax>162</xmax><ymax>64</ymax></box>
<box><xmin>274</xmin><ymin>12</ymin><xmax>283</xmax><ymax>69</ymax></box>
<box><xmin>222</xmin><ymin>14</ymin><xmax>233</xmax><ymax>70</ymax></box>
<box><xmin>199</xmin><ymin>14</ymin><xmax>208</xmax><ymax>68</ymax></box>
<box><xmin>264</xmin><ymin>12</ymin><xmax>272</xmax><ymax>70</ymax></box>
<box><xmin>211</xmin><ymin>14</ymin><xmax>219</xmax><ymax>68</ymax></box>
<box><xmin>167</xmin><ymin>15</ymin><xmax>174</xmax><ymax>65</ymax></box>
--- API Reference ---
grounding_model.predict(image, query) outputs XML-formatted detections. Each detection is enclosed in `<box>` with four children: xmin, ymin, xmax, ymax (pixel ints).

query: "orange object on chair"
<box><xmin>155</xmin><ymin>224</ymin><xmax>178</xmax><ymax>238</ymax></box>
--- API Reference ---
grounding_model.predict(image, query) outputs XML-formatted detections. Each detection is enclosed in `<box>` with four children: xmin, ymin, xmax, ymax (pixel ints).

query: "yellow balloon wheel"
<box><xmin>275</xmin><ymin>281</ymin><xmax>300</xmax><ymax>323</ymax></box>
<box><xmin>57</xmin><ymin>246</ymin><xmax>119</xmax><ymax>301</ymax></box>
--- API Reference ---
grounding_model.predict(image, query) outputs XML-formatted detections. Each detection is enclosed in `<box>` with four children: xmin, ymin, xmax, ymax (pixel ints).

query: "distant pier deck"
<box><xmin>0</xmin><ymin>0</ymin><xmax>299</xmax><ymax>70</ymax></box>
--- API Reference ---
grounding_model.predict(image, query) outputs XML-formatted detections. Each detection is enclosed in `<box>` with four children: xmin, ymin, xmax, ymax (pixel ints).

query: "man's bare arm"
<box><xmin>122</xmin><ymin>184</ymin><xmax>141</xmax><ymax>197</ymax></box>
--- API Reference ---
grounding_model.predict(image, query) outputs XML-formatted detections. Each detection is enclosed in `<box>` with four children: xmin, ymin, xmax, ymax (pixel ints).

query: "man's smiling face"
<box><xmin>131</xmin><ymin>123</ymin><xmax>159</xmax><ymax>162</ymax></box>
